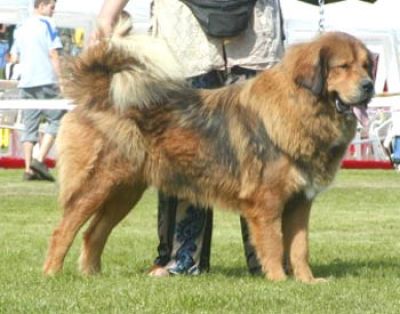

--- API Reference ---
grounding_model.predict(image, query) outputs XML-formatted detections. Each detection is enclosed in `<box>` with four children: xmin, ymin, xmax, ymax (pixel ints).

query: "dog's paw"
<box><xmin>297</xmin><ymin>276</ymin><xmax>330</xmax><ymax>284</ymax></box>
<box><xmin>311</xmin><ymin>277</ymin><xmax>330</xmax><ymax>284</ymax></box>
<box><xmin>267</xmin><ymin>271</ymin><xmax>287</xmax><ymax>282</ymax></box>
<box><xmin>43</xmin><ymin>263</ymin><xmax>61</xmax><ymax>276</ymax></box>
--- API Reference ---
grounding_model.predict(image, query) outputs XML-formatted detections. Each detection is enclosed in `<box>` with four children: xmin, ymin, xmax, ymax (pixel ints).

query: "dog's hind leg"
<box><xmin>242</xmin><ymin>205</ymin><xmax>287</xmax><ymax>282</ymax></box>
<box><xmin>79</xmin><ymin>182</ymin><xmax>146</xmax><ymax>275</ymax></box>
<box><xmin>282</xmin><ymin>195</ymin><xmax>324</xmax><ymax>283</ymax></box>
<box><xmin>43</xmin><ymin>195</ymin><xmax>102</xmax><ymax>276</ymax></box>
<box><xmin>43</xmin><ymin>174</ymin><xmax>125</xmax><ymax>275</ymax></box>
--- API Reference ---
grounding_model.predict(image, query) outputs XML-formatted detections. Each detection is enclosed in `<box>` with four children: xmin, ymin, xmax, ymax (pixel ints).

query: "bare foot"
<box><xmin>148</xmin><ymin>265</ymin><xmax>170</xmax><ymax>277</ymax></box>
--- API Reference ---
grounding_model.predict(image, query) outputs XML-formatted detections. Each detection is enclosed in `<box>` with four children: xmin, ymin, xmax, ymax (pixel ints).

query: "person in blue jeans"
<box><xmin>95</xmin><ymin>0</ymin><xmax>285</xmax><ymax>276</ymax></box>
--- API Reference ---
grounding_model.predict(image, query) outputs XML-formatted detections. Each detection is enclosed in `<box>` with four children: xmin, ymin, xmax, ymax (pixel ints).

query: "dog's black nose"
<box><xmin>361</xmin><ymin>79</ymin><xmax>374</xmax><ymax>95</ymax></box>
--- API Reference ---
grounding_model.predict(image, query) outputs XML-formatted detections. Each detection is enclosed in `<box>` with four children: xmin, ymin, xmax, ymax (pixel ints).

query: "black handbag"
<box><xmin>180</xmin><ymin>0</ymin><xmax>257</xmax><ymax>38</ymax></box>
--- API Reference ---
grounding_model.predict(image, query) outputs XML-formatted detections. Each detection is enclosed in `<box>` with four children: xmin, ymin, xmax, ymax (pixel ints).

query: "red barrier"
<box><xmin>341</xmin><ymin>159</ymin><xmax>393</xmax><ymax>169</ymax></box>
<box><xmin>0</xmin><ymin>157</ymin><xmax>56</xmax><ymax>169</ymax></box>
<box><xmin>0</xmin><ymin>156</ymin><xmax>392</xmax><ymax>170</ymax></box>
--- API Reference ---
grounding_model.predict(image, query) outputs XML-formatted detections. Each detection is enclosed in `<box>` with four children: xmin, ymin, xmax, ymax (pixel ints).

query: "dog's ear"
<box><xmin>294</xmin><ymin>47</ymin><xmax>329</xmax><ymax>97</ymax></box>
<box><xmin>368</xmin><ymin>51</ymin><xmax>378</xmax><ymax>82</ymax></box>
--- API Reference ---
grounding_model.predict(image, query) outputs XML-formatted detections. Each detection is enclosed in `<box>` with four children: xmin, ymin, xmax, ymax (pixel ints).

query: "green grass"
<box><xmin>0</xmin><ymin>169</ymin><xmax>400</xmax><ymax>313</ymax></box>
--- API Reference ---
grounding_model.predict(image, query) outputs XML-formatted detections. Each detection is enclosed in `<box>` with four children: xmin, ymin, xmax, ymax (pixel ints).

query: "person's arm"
<box><xmin>97</xmin><ymin>0</ymin><xmax>130</xmax><ymax>36</ymax></box>
<box><xmin>49</xmin><ymin>48</ymin><xmax>61</xmax><ymax>78</ymax></box>
<box><xmin>9</xmin><ymin>36</ymin><xmax>19</xmax><ymax>63</ymax></box>
<box><xmin>9</xmin><ymin>52</ymin><xmax>18</xmax><ymax>64</ymax></box>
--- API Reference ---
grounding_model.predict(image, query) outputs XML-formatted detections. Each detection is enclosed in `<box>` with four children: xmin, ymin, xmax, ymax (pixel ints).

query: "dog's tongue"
<box><xmin>353</xmin><ymin>106</ymin><xmax>369</xmax><ymax>128</ymax></box>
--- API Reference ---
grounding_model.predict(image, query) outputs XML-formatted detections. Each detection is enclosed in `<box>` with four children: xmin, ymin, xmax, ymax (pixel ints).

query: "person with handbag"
<box><xmin>95</xmin><ymin>0</ymin><xmax>285</xmax><ymax>277</ymax></box>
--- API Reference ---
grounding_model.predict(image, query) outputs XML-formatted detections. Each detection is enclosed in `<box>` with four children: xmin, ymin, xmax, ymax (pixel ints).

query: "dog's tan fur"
<box><xmin>43</xmin><ymin>21</ymin><xmax>374</xmax><ymax>282</ymax></box>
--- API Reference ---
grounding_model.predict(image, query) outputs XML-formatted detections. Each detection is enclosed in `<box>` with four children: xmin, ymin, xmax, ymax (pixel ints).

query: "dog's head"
<box><xmin>286</xmin><ymin>32</ymin><xmax>374</xmax><ymax>127</ymax></box>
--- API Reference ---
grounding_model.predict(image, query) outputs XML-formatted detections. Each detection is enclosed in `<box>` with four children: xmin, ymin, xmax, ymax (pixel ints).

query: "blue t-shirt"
<box><xmin>11</xmin><ymin>16</ymin><xmax>62</xmax><ymax>88</ymax></box>
<box><xmin>0</xmin><ymin>40</ymin><xmax>9</xmax><ymax>69</ymax></box>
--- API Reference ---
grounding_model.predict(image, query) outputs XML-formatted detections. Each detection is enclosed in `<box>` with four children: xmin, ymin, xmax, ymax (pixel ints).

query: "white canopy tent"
<box><xmin>1</xmin><ymin>0</ymin><xmax>398</xmax><ymax>30</ymax></box>
<box><xmin>1</xmin><ymin>0</ymin><xmax>399</xmax><ymax>93</ymax></box>
<box><xmin>0</xmin><ymin>0</ymin><xmax>398</xmax><ymax>47</ymax></box>
<box><xmin>282</xmin><ymin>0</ymin><xmax>399</xmax><ymax>31</ymax></box>
<box><xmin>0</xmin><ymin>0</ymin><xmax>152</xmax><ymax>45</ymax></box>
<box><xmin>1</xmin><ymin>0</ymin><xmax>399</xmax><ymax>91</ymax></box>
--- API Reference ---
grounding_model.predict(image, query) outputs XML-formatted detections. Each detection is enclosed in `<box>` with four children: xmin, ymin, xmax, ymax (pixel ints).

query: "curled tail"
<box><xmin>62</xmin><ymin>16</ymin><xmax>185</xmax><ymax>111</ymax></box>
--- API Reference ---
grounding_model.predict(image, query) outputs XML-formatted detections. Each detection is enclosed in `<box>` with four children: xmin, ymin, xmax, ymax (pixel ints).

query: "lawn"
<box><xmin>0</xmin><ymin>169</ymin><xmax>399</xmax><ymax>313</ymax></box>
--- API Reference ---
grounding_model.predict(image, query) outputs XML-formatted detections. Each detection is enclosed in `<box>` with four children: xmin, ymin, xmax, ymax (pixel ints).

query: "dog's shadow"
<box><xmin>313</xmin><ymin>257</ymin><xmax>400</xmax><ymax>279</ymax></box>
<box><xmin>211</xmin><ymin>257</ymin><xmax>400</xmax><ymax>280</ymax></box>
<box><xmin>211</xmin><ymin>265</ymin><xmax>255</xmax><ymax>278</ymax></box>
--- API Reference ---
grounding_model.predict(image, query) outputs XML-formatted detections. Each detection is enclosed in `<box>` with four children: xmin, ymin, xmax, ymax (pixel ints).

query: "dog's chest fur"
<box><xmin>295</xmin><ymin>117</ymin><xmax>357</xmax><ymax>200</ymax></box>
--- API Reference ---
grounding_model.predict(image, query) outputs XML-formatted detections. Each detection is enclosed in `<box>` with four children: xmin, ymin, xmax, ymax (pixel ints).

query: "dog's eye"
<box><xmin>338</xmin><ymin>64</ymin><xmax>350</xmax><ymax>69</ymax></box>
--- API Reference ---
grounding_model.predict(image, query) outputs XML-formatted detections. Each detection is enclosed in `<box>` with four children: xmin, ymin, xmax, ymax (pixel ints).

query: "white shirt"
<box><xmin>152</xmin><ymin>0</ymin><xmax>284</xmax><ymax>78</ymax></box>
<box><xmin>11</xmin><ymin>15</ymin><xmax>62</xmax><ymax>88</ymax></box>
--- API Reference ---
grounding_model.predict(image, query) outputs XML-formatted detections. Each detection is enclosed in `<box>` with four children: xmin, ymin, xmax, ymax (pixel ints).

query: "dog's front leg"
<box><xmin>282</xmin><ymin>195</ymin><xmax>324</xmax><ymax>283</ymax></box>
<box><xmin>242</xmin><ymin>206</ymin><xmax>286</xmax><ymax>282</ymax></box>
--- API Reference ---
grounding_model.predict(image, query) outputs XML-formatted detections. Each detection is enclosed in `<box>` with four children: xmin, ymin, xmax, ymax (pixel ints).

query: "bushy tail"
<box><xmin>62</xmin><ymin>16</ymin><xmax>185</xmax><ymax>111</ymax></box>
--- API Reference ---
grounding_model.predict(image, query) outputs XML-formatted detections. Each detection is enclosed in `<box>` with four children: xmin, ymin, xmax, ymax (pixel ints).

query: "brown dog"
<box><xmin>43</xmin><ymin>21</ymin><xmax>374</xmax><ymax>283</ymax></box>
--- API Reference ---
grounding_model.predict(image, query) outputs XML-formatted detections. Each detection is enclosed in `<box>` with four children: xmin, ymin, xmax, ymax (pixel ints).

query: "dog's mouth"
<box><xmin>335</xmin><ymin>97</ymin><xmax>370</xmax><ymax>128</ymax></box>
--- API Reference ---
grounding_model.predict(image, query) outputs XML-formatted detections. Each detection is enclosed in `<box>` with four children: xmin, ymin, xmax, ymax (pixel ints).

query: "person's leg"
<box><xmin>150</xmin><ymin>195</ymin><xmax>214</xmax><ymax>276</ymax></box>
<box><xmin>30</xmin><ymin>85</ymin><xmax>64</xmax><ymax>181</ymax></box>
<box><xmin>20</xmin><ymin>87</ymin><xmax>42</xmax><ymax>180</ymax></box>
<box><xmin>391</xmin><ymin>136</ymin><xmax>400</xmax><ymax>164</ymax></box>
<box><xmin>152</xmin><ymin>191</ymin><xmax>177</xmax><ymax>268</ymax></box>
<box><xmin>36</xmin><ymin>133</ymin><xmax>55</xmax><ymax>163</ymax></box>
<box><xmin>159</xmin><ymin>200</ymin><xmax>212</xmax><ymax>275</ymax></box>
<box><xmin>199</xmin><ymin>206</ymin><xmax>213</xmax><ymax>272</ymax></box>
<box><xmin>37</xmin><ymin>85</ymin><xmax>63</xmax><ymax>162</ymax></box>
<box><xmin>150</xmin><ymin>71</ymin><xmax>223</xmax><ymax>276</ymax></box>
<box><xmin>23</xmin><ymin>141</ymin><xmax>35</xmax><ymax>173</ymax></box>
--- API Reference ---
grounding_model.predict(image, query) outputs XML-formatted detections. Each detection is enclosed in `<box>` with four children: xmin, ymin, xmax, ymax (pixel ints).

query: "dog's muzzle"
<box><xmin>335</xmin><ymin>79</ymin><xmax>374</xmax><ymax>128</ymax></box>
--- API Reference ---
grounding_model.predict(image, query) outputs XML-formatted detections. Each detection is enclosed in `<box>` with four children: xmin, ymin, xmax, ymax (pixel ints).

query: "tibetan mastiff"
<box><xmin>43</xmin><ymin>19</ymin><xmax>374</xmax><ymax>283</ymax></box>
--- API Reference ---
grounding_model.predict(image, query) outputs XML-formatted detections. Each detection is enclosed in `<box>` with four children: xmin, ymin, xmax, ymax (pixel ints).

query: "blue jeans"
<box><xmin>392</xmin><ymin>136</ymin><xmax>400</xmax><ymax>164</ymax></box>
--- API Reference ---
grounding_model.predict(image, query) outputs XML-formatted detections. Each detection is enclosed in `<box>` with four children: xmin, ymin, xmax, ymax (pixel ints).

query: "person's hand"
<box><xmin>90</xmin><ymin>0</ymin><xmax>129</xmax><ymax>46</ymax></box>
<box><xmin>89</xmin><ymin>17</ymin><xmax>113</xmax><ymax>46</ymax></box>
